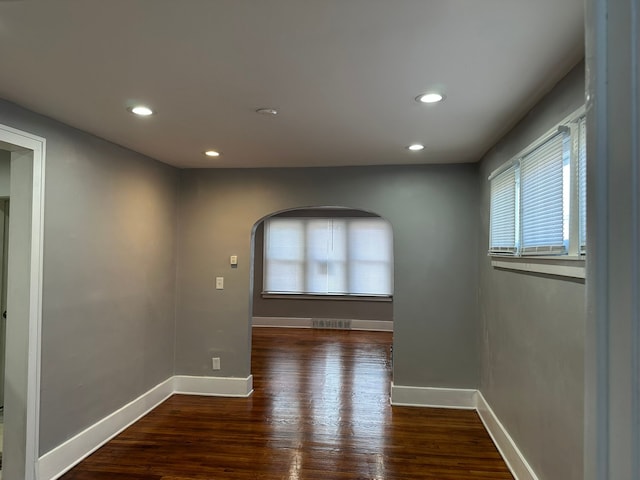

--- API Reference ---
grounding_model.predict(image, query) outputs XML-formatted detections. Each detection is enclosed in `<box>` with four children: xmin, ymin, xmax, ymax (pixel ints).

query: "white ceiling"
<box><xmin>0</xmin><ymin>0</ymin><xmax>584</xmax><ymax>169</ymax></box>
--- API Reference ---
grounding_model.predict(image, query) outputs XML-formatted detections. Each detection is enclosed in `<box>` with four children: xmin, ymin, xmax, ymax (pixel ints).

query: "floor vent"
<box><xmin>312</xmin><ymin>318</ymin><xmax>352</xmax><ymax>330</ymax></box>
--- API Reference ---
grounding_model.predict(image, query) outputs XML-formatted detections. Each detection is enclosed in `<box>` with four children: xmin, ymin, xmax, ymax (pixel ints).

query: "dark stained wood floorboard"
<box><xmin>60</xmin><ymin>328</ymin><xmax>513</xmax><ymax>479</ymax></box>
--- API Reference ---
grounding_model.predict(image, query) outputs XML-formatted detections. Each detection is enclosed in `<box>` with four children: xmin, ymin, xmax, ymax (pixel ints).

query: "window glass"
<box><xmin>264</xmin><ymin>217</ymin><xmax>393</xmax><ymax>296</ymax></box>
<box><xmin>489</xmin><ymin>166</ymin><xmax>517</xmax><ymax>254</ymax></box>
<box><xmin>520</xmin><ymin>132</ymin><xmax>568</xmax><ymax>255</ymax></box>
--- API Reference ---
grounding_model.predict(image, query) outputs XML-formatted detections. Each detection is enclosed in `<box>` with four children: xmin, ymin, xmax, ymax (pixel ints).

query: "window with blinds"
<box><xmin>264</xmin><ymin>217</ymin><xmax>393</xmax><ymax>296</ymax></box>
<box><xmin>489</xmin><ymin>166</ymin><xmax>517</xmax><ymax>254</ymax></box>
<box><xmin>520</xmin><ymin>131</ymin><xmax>569</xmax><ymax>255</ymax></box>
<box><xmin>488</xmin><ymin>107</ymin><xmax>585</xmax><ymax>258</ymax></box>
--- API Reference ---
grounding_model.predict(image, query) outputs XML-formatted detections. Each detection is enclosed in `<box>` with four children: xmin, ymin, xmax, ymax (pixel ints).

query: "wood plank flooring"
<box><xmin>61</xmin><ymin>328</ymin><xmax>513</xmax><ymax>479</ymax></box>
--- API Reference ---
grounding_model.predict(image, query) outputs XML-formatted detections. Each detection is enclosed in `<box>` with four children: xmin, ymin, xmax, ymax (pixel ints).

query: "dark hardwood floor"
<box><xmin>61</xmin><ymin>328</ymin><xmax>513</xmax><ymax>479</ymax></box>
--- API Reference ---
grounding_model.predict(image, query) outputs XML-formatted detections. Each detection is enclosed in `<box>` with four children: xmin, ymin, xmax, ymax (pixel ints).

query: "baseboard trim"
<box><xmin>173</xmin><ymin>375</ymin><xmax>253</xmax><ymax>397</ymax></box>
<box><xmin>476</xmin><ymin>391</ymin><xmax>539</xmax><ymax>480</ymax></box>
<box><xmin>37</xmin><ymin>377</ymin><xmax>536</xmax><ymax>480</ymax></box>
<box><xmin>390</xmin><ymin>383</ymin><xmax>477</xmax><ymax>409</ymax></box>
<box><xmin>252</xmin><ymin>316</ymin><xmax>393</xmax><ymax>332</ymax></box>
<box><xmin>37</xmin><ymin>374</ymin><xmax>253</xmax><ymax>480</ymax></box>
<box><xmin>390</xmin><ymin>385</ymin><xmax>539</xmax><ymax>480</ymax></box>
<box><xmin>37</xmin><ymin>377</ymin><xmax>174</xmax><ymax>480</ymax></box>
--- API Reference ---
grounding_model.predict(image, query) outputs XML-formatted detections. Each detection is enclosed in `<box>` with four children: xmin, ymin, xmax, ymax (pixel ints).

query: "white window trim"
<box><xmin>261</xmin><ymin>293</ymin><xmax>393</xmax><ymax>301</ymax></box>
<box><xmin>491</xmin><ymin>255</ymin><xmax>585</xmax><ymax>279</ymax></box>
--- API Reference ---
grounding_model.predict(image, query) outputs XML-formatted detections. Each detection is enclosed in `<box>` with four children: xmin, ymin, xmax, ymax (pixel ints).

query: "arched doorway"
<box><xmin>248</xmin><ymin>205</ymin><xmax>394</xmax><ymax>377</ymax></box>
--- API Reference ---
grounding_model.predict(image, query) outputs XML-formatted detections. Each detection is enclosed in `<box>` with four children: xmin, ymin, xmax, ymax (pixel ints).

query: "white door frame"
<box><xmin>585</xmin><ymin>0</ymin><xmax>640</xmax><ymax>477</ymax></box>
<box><xmin>0</xmin><ymin>123</ymin><xmax>45</xmax><ymax>480</ymax></box>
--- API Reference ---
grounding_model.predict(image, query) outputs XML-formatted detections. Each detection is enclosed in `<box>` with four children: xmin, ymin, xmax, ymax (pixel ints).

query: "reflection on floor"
<box><xmin>59</xmin><ymin>328</ymin><xmax>513</xmax><ymax>479</ymax></box>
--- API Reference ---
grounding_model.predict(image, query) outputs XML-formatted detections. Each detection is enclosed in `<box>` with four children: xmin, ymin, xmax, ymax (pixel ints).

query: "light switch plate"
<box><xmin>215</xmin><ymin>277</ymin><xmax>224</xmax><ymax>289</ymax></box>
<box><xmin>230</xmin><ymin>255</ymin><xmax>238</xmax><ymax>266</ymax></box>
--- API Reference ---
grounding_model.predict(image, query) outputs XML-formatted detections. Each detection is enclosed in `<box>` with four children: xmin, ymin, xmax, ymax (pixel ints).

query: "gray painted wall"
<box><xmin>0</xmin><ymin>150</ymin><xmax>10</xmax><ymax>196</ymax></box>
<box><xmin>176</xmin><ymin>165</ymin><xmax>479</xmax><ymax>387</ymax></box>
<box><xmin>478</xmin><ymin>62</ymin><xmax>586</xmax><ymax>480</ymax></box>
<box><xmin>0</xmin><ymin>99</ymin><xmax>180</xmax><ymax>455</ymax></box>
<box><xmin>252</xmin><ymin>211</ymin><xmax>394</xmax><ymax>321</ymax></box>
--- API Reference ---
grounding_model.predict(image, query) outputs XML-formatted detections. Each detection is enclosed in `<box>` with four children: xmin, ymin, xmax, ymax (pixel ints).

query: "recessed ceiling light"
<box><xmin>128</xmin><ymin>105</ymin><xmax>155</xmax><ymax>116</ymax></box>
<box><xmin>416</xmin><ymin>93</ymin><xmax>445</xmax><ymax>104</ymax></box>
<box><xmin>407</xmin><ymin>144</ymin><xmax>425</xmax><ymax>151</ymax></box>
<box><xmin>204</xmin><ymin>150</ymin><xmax>221</xmax><ymax>157</ymax></box>
<box><xmin>256</xmin><ymin>108</ymin><xmax>278</xmax><ymax>115</ymax></box>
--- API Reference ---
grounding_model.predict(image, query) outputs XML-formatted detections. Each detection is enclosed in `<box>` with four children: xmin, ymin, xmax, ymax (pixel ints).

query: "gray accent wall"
<box><xmin>0</xmin><ymin>100</ymin><xmax>180</xmax><ymax>455</ymax></box>
<box><xmin>478</xmin><ymin>62</ymin><xmax>586</xmax><ymax>480</ymax></box>
<box><xmin>176</xmin><ymin>165</ymin><xmax>479</xmax><ymax>387</ymax></box>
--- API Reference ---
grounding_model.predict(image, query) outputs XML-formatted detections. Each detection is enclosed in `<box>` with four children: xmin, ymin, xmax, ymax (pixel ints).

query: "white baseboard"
<box><xmin>252</xmin><ymin>316</ymin><xmax>312</xmax><ymax>328</ymax></box>
<box><xmin>476</xmin><ymin>391</ymin><xmax>539</xmax><ymax>480</ymax></box>
<box><xmin>173</xmin><ymin>375</ymin><xmax>253</xmax><ymax>397</ymax></box>
<box><xmin>37</xmin><ymin>377</ymin><xmax>174</xmax><ymax>480</ymax></box>
<box><xmin>391</xmin><ymin>385</ymin><xmax>539</xmax><ymax>480</ymax></box>
<box><xmin>37</xmin><ymin>374</ymin><xmax>253</xmax><ymax>480</ymax></box>
<box><xmin>37</xmin><ymin>376</ymin><xmax>536</xmax><ymax>480</ymax></box>
<box><xmin>252</xmin><ymin>316</ymin><xmax>393</xmax><ymax>332</ymax></box>
<box><xmin>390</xmin><ymin>383</ymin><xmax>477</xmax><ymax>409</ymax></box>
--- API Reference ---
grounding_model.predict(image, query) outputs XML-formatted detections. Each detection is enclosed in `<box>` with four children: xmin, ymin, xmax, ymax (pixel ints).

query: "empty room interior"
<box><xmin>0</xmin><ymin>1</ymin><xmax>637</xmax><ymax>479</ymax></box>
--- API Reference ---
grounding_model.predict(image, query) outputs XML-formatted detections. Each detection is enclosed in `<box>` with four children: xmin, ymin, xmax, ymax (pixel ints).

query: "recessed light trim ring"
<box><xmin>416</xmin><ymin>92</ymin><xmax>445</xmax><ymax>104</ymax></box>
<box><xmin>127</xmin><ymin>105</ymin><xmax>155</xmax><ymax>116</ymax></box>
<box><xmin>256</xmin><ymin>108</ymin><xmax>278</xmax><ymax>115</ymax></box>
<box><xmin>407</xmin><ymin>144</ymin><xmax>425</xmax><ymax>151</ymax></box>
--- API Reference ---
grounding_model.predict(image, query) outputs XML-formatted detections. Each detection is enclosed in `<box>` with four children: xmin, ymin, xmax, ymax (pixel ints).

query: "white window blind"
<box><xmin>489</xmin><ymin>166</ymin><xmax>517</xmax><ymax>254</ymax></box>
<box><xmin>264</xmin><ymin>217</ymin><xmax>393</xmax><ymax>296</ymax></box>
<box><xmin>263</xmin><ymin>219</ymin><xmax>305</xmax><ymax>293</ymax></box>
<box><xmin>577</xmin><ymin>117</ymin><xmax>587</xmax><ymax>254</ymax></box>
<box><xmin>348</xmin><ymin>219</ymin><xmax>393</xmax><ymax>295</ymax></box>
<box><xmin>520</xmin><ymin>131</ymin><xmax>569</xmax><ymax>255</ymax></box>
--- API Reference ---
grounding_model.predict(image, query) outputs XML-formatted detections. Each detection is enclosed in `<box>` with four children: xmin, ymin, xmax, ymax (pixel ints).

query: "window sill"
<box><xmin>261</xmin><ymin>293</ymin><xmax>393</xmax><ymax>302</ymax></box>
<box><xmin>490</xmin><ymin>255</ymin><xmax>585</xmax><ymax>279</ymax></box>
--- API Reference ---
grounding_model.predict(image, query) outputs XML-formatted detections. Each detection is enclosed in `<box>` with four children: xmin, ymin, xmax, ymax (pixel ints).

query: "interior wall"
<box><xmin>252</xmin><ymin>209</ymin><xmax>393</xmax><ymax>321</ymax></box>
<box><xmin>0</xmin><ymin>149</ymin><xmax>10</xmax><ymax>196</ymax></box>
<box><xmin>477</xmin><ymin>61</ymin><xmax>586</xmax><ymax>480</ymax></box>
<box><xmin>176</xmin><ymin>164</ymin><xmax>479</xmax><ymax>388</ymax></box>
<box><xmin>0</xmin><ymin>99</ymin><xmax>180</xmax><ymax>455</ymax></box>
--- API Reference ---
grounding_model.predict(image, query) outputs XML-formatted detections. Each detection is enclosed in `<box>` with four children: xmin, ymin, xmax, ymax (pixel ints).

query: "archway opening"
<box><xmin>248</xmin><ymin>205</ymin><xmax>394</xmax><ymax>386</ymax></box>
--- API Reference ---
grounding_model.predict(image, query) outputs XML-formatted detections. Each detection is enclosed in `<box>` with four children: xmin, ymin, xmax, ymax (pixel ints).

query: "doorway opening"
<box><xmin>249</xmin><ymin>206</ymin><xmax>395</xmax><ymax>391</ymax></box>
<box><xmin>0</xmin><ymin>124</ymin><xmax>46</xmax><ymax>480</ymax></box>
<box><xmin>0</xmin><ymin>197</ymin><xmax>9</xmax><ymax>476</ymax></box>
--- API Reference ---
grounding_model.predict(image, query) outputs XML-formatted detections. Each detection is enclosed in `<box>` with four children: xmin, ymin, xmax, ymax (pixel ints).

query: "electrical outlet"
<box><xmin>215</xmin><ymin>277</ymin><xmax>224</xmax><ymax>289</ymax></box>
<box><xmin>212</xmin><ymin>357</ymin><xmax>221</xmax><ymax>370</ymax></box>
